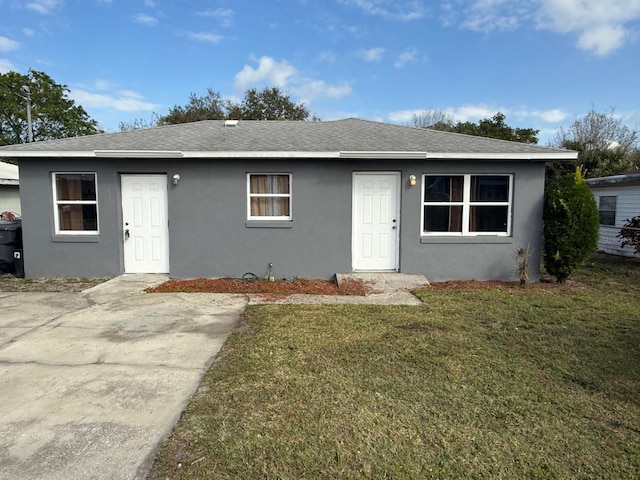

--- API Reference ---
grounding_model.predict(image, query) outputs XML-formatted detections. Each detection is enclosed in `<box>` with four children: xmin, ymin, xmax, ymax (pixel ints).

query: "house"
<box><xmin>0</xmin><ymin>118</ymin><xmax>577</xmax><ymax>281</ymax></box>
<box><xmin>586</xmin><ymin>172</ymin><xmax>640</xmax><ymax>258</ymax></box>
<box><xmin>0</xmin><ymin>160</ymin><xmax>20</xmax><ymax>216</ymax></box>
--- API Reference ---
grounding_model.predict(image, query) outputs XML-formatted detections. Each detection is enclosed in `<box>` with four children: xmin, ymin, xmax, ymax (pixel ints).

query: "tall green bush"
<box><xmin>543</xmin><ymin>167</ymin><xmax>599</xmax><ymax>282</ymax></box>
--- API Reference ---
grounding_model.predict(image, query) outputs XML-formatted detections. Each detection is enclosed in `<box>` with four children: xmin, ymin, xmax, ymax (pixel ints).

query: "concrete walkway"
<box><xmin>0</xmin><ymin>272</ymin><xmax>428</xmax><ymax>480</ymax></box>
<box><xmin>0</xmin><ymin>275</ymin><xmax>247</xmax><ymax>480</ymax></box>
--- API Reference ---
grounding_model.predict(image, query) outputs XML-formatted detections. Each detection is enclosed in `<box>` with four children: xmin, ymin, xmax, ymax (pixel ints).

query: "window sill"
<box><xmin>52</xmin><ymin>234</ymin><xmax>100</xmax><ymax>243</ymax></box>
<box><xmin>420</xmin><ymin>236</ymin><xmax>512</xmax><ymax>244</ymax></box>
<box><xmin>245</xmin><ymin>221</ymin><xmax>293</xmax><ymax>229</ymax></box>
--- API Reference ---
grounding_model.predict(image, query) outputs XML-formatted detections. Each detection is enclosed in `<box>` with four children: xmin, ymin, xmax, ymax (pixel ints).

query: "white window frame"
<box><xmin>246</xmin><ymin>173</ymin><xmax>292</xmax><ymax>221</ymax></box>
<box><xmin>421</xmin><ymin>173</ymin><xmax>513</xmax><ymax>236</ymax></box>
<box><xmin>52</xmin><ymin>172</ymin><xmax>99</xmax><ymax>235</ymax></box>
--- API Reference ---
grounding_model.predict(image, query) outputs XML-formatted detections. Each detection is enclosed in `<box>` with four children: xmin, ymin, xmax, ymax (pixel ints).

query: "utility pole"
<box><xmin>21</xmin><ymin>85</ymin><xmax>34</xmax><ymax>143</ymax></box>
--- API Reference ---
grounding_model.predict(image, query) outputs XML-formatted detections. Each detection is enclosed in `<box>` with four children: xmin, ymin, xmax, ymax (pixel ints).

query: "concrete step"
<box><xmin>336</xmin><ymin>272</ymin><xmax>430</xmax><ymax>292</ymax></box>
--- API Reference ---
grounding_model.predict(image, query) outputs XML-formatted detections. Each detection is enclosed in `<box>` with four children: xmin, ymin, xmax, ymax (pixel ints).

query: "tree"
<box><xmin>156</xmin><ymin>86</ymin><xmax>311</xmax><ymax>126</ymax></box>
<box><xmin>413</xmin><ymin>111</ymin><xmax>539</xmax><ymax>144</ymax></box>
<box><xmin>548</xmin><ymin>108</ymin><xmax>639</xmax><ymax>180</ymax></box>
<box><xmin>409</xmin><ymin>108</ymin><xmax>455</xmax><ymax>129</ymax></box>
<box><xmin>0</xmin><ymin>69</ymin><xmax>100</xmax><ymax>146</ymax></box>
<box><xmin>236</xmin><ymin>87</ymin><xmax>309</xmax><ymax>121</ymax></box>
<box><xmin>119</xmin><ymin>114</ymin><xmax>160</xmax><ymax>132</ymax></box>
<box><xmin>157</xmin><ymin>88</ymin><xmax>226</xmax><ymax>126</ymax></box>
<box><xmin>543</xmin><ymin>167</ymin><xmax>599</xmax><ymax>282</ymax></box>
<box><xmin>618</xmin><ymin>216</ymin><xmax>640</xmax><ymax>255</ymax></box>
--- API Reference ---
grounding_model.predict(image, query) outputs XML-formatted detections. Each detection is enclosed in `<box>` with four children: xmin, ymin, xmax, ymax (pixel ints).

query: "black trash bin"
<box><xmin>0</xmin><ymin>219</ymin><xmax>23</xmax><ymax>276</ymax></box>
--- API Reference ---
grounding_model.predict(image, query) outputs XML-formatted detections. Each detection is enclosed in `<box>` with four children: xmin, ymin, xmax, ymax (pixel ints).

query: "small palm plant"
<box><xmin>514</xmin><ymin>245</ymin><xmax>533</xmax><ymax>287</ymax></box>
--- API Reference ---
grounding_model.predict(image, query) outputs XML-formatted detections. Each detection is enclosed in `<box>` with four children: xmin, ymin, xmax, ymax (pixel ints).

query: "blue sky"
<box><xmin>1</xmin><ymin>0</ymin><xmax>639</xmax><ymax>144</ymax></box>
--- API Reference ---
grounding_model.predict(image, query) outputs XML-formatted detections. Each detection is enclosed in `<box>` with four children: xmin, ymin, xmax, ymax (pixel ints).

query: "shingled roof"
<box><xmin>0</xmin><ymin>118</ymin><xmax>576</xmax><ymax>160</ymax></box>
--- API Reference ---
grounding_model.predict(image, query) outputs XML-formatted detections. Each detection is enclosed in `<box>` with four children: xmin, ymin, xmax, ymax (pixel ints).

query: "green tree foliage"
<box><xmin>618</xmin><ymin>216</ymin><xmax>640</xmax><ymax>254</ymax></box>
<box><xmin>412</xmin><ymin>110</ymin><xmax>539</xmax><ymax>144</ymax></box>
<box><xmin>237</xmin><ymin>87</ymin><xmax>309</xmax><ymax>121</ymax></box>
<box><xmin>153</xmin><ymin>86</ymin><xmax>311</xmax><ymax>126</ymax></box>
<box><xmin>0</xmin><ymin>69</ymin><xmax>100</xmax><ymax>146</ymax></box>
<box><xmin>157</xmin><ymin>89</ymin><xmax>226</xmax><ymax>126</ymax></box>
<box><xmin>548</xmin><ymin>109</ymin><xmax>639</xmax><ymax>180</ymax></box>
<box><xmin>543</xmin><ymin>168</ymin><xmax>599</xmax><ymax>282</ymax></box>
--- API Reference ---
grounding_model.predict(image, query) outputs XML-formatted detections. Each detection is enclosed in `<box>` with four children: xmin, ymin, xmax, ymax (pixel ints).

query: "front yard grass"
<box><xmin>148</xmin><ymin>254</ymin><xmax>640</xmax><ymax>479</ymax></box>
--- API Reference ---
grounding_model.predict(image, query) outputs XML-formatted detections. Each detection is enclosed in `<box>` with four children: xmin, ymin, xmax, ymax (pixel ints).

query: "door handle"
<box><xmin>124</xmin><ymin>229</ymin><xmax>130</xmax><ymax>240</ymax></box>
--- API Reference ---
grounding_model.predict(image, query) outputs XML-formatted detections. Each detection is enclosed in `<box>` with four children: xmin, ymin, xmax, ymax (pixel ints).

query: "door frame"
<box><xmin>351</xmin><ymin>171</ymin><xmax>401</xmax><ymax>272</ymax></box>
<box><xmin>121</xmin><ymin>173</ymin><xmax>170</xmax><ymax>274</ymax></box>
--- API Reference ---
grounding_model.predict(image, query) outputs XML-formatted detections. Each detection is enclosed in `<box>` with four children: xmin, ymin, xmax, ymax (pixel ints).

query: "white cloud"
<box><xmin>144</xmin><ymin>0</ymin><xmax>156</xmax><ymax>6</ymax></box>
<box><xmin>25</xmin><ymin>0</ymin><xmax>62</xmax><ymax>14</ymax></box>
<box><xmin>0</xmin><ymin>36</ymin><xmax>20</xmax><ymax>52</ymax></box>
<box><xmin>537</xmin><ymin>0</ymin><xmax>640</xmax><ymax>56</ymax></box>
<box><xmin>234</xmin><ymin>56</ymin><xmax>298</xmax><ymax>91</ymax></box>
<box><xmin>357</xmin><ymin>47</ymin><xmax>385</xmax><ymax>62</ymax></box>
<box><xmin>233</xmin><ymin>56</ymin><xmax>352</xmax><ymax>104</ymax></box>
<box><xmin>442</xmin><ymin>0</ymin><xmax>640</xmax><ymax>56</ymax></box>
<box><xmin>69</xmin><ymin>88</ymin><xmax>161</xmax><ymax>112</ymax></box>
<box><xmin>446</xmin><ymin>104</ymin><xmax>503</xmax><ymax>122</ymax></box>
<box><xmin>394</xmin><ymin>48</ymin><xmax>417</xmax><ymax>68</ymax></box>
<box><xmin>134</xmin><ymin>13</ymin><xmax>158</xmax><ymax>26</ymax></box>
<box><xmin>338</xmin><ymin>0</ymin><xmax>428</xmax><ymax>21</ymax></box>
<box><xmin>198</xmin><ymin>8</ymin><xmax>235</xmax><ymax>28</ymax></box>
<box><xmin>186</xmin><ymin>32</ymin><xmax>223</xmax><ymax>43</ymax></box>
<box><xmin>319</xmin><ymin>50</ymin><xmax>337</xmax><ymax>64</ymax></box>
<box><xmin>387</xmin><ymin>109</ymin><xmax>425</xmax><ymax>123</ymax></box>
<box><xmin>388</xmin><ymin>105</ymin><xmax>501</xmax><ymax>124</ymax></box>
<box><xmin>521</xmin><ymin>108</ymin><xmax>568</xmax><ymax>123</ymax></box>
<box><xmin>0</xmin><ymin>59</ymin><xmax>18</xmax><ymax>74</ymax></box>
<box><xmin>388</xmin><ymin>104</ymin><xmax>569</xmax><ymax>124</ymax></box>
<box><xmin>291</xmin><ymin>81</ymin><xmax>352</xmax><ymax>104</ymax></box>
<box><xmin>458</xmin><ymin>0</ymin><xmax>530</xmax><ymax>32</ymax></box>
<box><xmin>22</xmin><ymin>28</ymin><xmax>36</xmax><ymax>37</ymax></box>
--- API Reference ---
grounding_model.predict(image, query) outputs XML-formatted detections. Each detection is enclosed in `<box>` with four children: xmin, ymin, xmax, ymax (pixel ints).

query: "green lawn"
<box><xmin>148</xmin><ymin>254</ymin><xmax>640</xmax><ymax>479</ymax></box>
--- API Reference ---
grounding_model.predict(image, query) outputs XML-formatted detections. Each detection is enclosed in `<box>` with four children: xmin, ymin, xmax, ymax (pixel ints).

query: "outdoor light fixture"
<box><xmin>172</xmin><ymin>173</ymin><xmax>181</xmax><ymax>185</ymax></box>
<box><xmin>409</xmin><ymin>175</ymin><xmax>417</xmax><ymax>186</ymax></box>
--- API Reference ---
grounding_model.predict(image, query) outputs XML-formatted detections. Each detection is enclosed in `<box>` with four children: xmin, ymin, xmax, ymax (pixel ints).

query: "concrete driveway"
<box><xmin>0</xmin><ymin>275</ymin><xmax>247</xmax><ymax>480</ymax></box>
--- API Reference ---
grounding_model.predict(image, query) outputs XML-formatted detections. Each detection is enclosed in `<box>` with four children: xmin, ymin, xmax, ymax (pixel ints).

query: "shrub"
<box><xmin>543</xmin><ymin>167</ymin><xmax>599</xmax><ymax>282</ymax></box>
<box><xmin>618</xmin><ymin>216</ymin><xmax>640</xmax><ymax>254</ymax></box>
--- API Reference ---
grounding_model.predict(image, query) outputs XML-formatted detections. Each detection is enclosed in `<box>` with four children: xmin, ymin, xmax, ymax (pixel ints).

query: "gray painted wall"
<box><xmin>19</xmin><ymin>157</ymin><xmax>545</xmax><ymax>281</ymax></box>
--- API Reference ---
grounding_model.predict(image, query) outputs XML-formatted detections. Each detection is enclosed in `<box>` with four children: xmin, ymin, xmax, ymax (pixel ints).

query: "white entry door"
<box><xmin>352</xmin><ymin>172</ymin><xmax>400</xmax><ymax>271</ymax></box>
<box><xmin>121</xmin><ymin>174</ymin><xmax>169</xmax><ymax>273</ymax></box>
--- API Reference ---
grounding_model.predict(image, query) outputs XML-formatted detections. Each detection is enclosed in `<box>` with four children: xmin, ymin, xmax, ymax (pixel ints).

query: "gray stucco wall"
<box><xmin>18</xmin><ymin>157</ymin><xmax>545</xmax><ymax>281</ymax></box>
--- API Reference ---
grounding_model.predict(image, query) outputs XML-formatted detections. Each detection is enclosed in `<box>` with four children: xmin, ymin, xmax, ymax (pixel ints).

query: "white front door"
<box><xmin>352</xmin><ymin>172</ymin><xmax>400</xmax><ymax>271</ymax></box>
<box><xmin>121</xmin><ymin>174</ymin><xmax>169</xmax><ymax>274</ymax></box>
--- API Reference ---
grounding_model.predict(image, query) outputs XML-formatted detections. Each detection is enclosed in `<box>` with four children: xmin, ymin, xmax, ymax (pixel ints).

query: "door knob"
<box><xmin>124</xmin><ymin>229</ymin><xmax>130</xmax><ymax>240</ymax></box>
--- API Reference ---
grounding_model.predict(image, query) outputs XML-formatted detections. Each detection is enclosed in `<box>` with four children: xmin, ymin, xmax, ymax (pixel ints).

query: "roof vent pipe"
<box><xmin>224</xmin><ymin>120</ymin><xmax>239</xmax><ymax>127</ymax></box>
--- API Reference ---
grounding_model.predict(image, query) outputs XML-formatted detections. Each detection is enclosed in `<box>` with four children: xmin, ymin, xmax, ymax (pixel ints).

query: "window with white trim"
<box><xmin>421</xmin><ymin>174</ymin><xmax>512</xmax><ymax>236</ymax></box>
<box><xmin>247</xmin><ymin>173</ymin><xmax>292</xmax><ymax>220</ymax></box>
<box><xmin>598</xmin><ymin>196</ymin><xmax>616</xmax><ymax>225</ymax></box>
<box><xmin>52</xmin><ymin>173</ymin><xmax>99</xmax><ymax>234</ymax></box>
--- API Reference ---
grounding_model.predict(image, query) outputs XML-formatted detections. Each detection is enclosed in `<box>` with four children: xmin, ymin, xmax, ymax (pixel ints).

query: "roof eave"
<box><xmin>425</xmin><ymin>152</ymin><xmax>578</xmax><ymax>160</ymax></box>
<box><xmin>0</xmin><ymin>150</ymin><xmax>579</xmax><ymax>161</ymax></box>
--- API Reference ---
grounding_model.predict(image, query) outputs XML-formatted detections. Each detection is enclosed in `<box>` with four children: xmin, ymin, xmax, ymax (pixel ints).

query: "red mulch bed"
<box><xmin>146</xmin><ymin>277</ymin><xmax>373</xmax><ymax>295</ymax></box>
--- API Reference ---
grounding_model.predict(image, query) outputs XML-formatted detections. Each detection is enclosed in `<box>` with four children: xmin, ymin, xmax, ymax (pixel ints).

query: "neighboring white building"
<box><xmin>0</xmin><ymin>161</ymin><xmax>20</xmax><ymax>216</ymax></box>
<box><xmin>586</xmin><ymin>172</ymin><xmax>640</xmax><ymax>258</ymax></box>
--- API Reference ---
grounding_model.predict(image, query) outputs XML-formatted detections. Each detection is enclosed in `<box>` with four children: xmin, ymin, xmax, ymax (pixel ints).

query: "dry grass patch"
<box><xmin>0</xmin><ymin>274</ymin><xmax>108</xmax><ymax>292</ymax></box>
